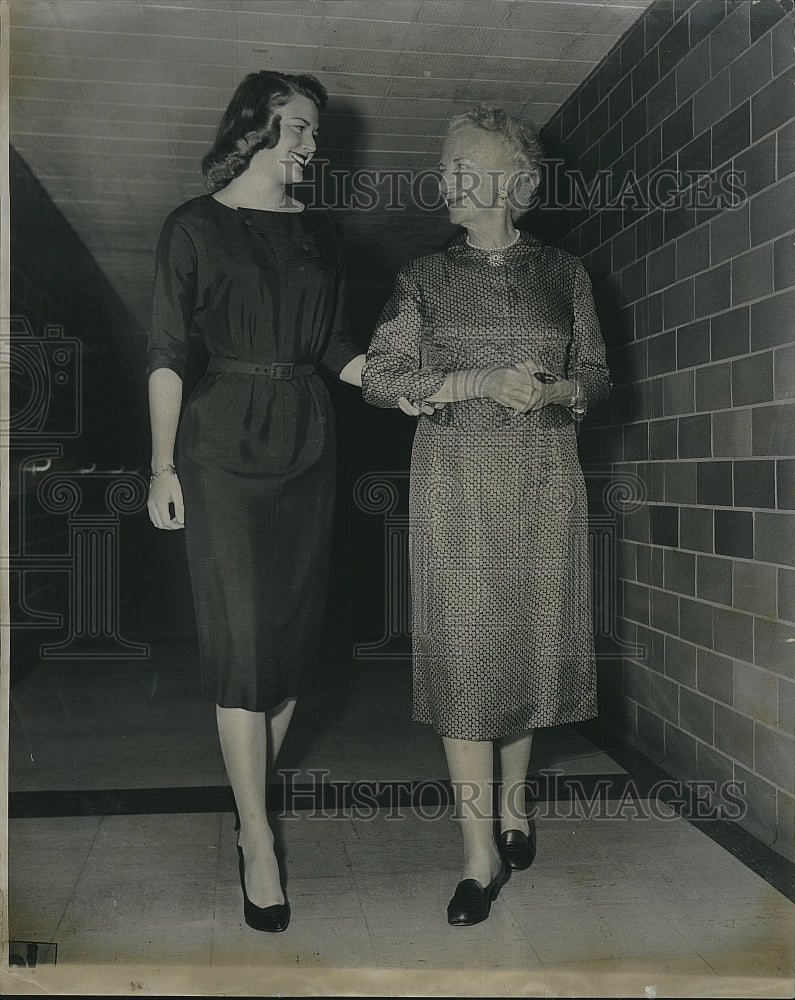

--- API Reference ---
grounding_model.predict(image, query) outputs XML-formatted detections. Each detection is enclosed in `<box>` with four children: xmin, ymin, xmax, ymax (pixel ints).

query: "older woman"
<box><xmin>362</xmin><ymin>107</ymin><xmax>610</xmax><ymax>926</ymax></box>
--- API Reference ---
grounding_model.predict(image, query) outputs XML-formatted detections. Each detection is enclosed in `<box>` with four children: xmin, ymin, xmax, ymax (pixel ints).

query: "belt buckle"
<box><xmin>269</xmin><ymin>363</ymin><xmax>294</xmax><ymax>379</ymax></box>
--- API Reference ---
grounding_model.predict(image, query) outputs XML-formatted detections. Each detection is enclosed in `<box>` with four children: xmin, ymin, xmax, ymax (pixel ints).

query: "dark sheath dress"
<box><xmin>362</xmin><ymin>232</ymin><xmax>611</xmax><ymax>740</ymax></box>
<box><xmin>147</xmin><ymin>195</ymin><xmax>360</xmax><ymax>711</ymax></box>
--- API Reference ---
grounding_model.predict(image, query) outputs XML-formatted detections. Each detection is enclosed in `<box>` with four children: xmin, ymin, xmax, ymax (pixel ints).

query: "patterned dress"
<box><xmin>362</xmin><ymin>231</ymin><xmax>611</xmax><ymax>740</ymax></box>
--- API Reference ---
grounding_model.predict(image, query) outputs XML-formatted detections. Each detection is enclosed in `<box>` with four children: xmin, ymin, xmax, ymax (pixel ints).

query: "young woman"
<box><xmin>147</xmin><ymin>71</ymin><xmax>365</xmax><ymax>932</ymax></box>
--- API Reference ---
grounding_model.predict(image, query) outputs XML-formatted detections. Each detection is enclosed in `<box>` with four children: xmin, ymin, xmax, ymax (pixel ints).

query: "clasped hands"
<box><xmin>398</xmin><ymin>360</ymin><xmax>565</xmax><ymax>417</ymax></box>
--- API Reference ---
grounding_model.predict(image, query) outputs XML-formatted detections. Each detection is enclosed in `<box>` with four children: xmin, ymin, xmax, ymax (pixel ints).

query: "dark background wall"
<box><xmin>534</xmin><ymin>0</ymin><xmax>794</xmax><ymax>860</ymax></box>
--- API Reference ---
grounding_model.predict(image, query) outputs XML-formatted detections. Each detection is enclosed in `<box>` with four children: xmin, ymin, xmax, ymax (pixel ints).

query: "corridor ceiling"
<box><xmin>9</xmin><ymin>0</ymin><xmax>654</xmax><ymax>328</ymax></box>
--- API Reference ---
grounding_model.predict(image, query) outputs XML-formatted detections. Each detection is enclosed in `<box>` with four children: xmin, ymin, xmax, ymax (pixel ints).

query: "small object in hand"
<box><xmin>533</xmin><ymin>371</ymin><xmax>557</xmax><ymax>384</ymax></box>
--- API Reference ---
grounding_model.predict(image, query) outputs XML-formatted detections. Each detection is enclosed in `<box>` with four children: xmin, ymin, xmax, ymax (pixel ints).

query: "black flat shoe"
<box><xmin>498</xmin><ymin>826</ymin><xmax>537</xmax><ymax>871</ymax></box>
<box><xmin>237</xmin><ymin>844</ymin><xmax>290</xmax><ymax>933</ymax></box>
<box><xmin>446</xmin><ymin>862</ymin><xmax>510</xmax><ymax>926</ymax></box>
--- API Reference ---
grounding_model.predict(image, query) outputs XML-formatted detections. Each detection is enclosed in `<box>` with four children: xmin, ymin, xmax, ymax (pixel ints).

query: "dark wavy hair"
<box><xmin>201</xmin><ymin>71</ymin><xmax>328</xmax><ymax>191</ymax></box>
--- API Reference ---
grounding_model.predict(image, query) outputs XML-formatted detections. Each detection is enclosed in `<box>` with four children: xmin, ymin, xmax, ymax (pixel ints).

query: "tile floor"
<box><xmin>4</xmin><ymin>641</ymin><xmax>795</xmax><ymax>996</ymax></box>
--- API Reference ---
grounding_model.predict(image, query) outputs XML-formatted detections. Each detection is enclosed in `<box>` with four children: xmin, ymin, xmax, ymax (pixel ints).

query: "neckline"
<box><xmin>208</xmin><ymin>194</ymin><xmax>306</xmax><ymax>215</ymax></box>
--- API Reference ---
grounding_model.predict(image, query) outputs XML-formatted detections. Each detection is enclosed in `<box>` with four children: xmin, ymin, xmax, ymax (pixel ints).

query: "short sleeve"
<box><xmin>567</xmin><ymin>262</ymin><xmax>611</xmax><ymax>408</ymax></box>
<box><xmin>147</xmin><ymin>214</ymin><xmax>198</xmax><ymax>381</ymax></box>
<box><xmin>361</xmin><ymin>265</ymin><xmax>447</xmax><ymax>409</ymax></box>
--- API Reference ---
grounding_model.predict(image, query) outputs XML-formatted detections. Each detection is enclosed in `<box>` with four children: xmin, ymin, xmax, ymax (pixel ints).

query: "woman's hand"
<box><xmin>508</xmin><ymin>360</ymin><xmax>573</xmax><ymax>412</ymax></box>
<box><xmin>398</xmin><ymin>396</ymin><xmax>446</xmax><ymax>417</ymax></box>
<box><xmin>147</xmin><ymin>470</ymin><xmax>185</xmax><ymax>529</ymax></box>
<box><xmin>481</xmin><ymin>365</ymin><xmax>548</xmax><ymax>411</ymax></box>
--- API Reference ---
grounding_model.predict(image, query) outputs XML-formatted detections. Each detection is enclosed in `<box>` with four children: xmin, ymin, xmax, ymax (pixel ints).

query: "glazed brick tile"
<box><xmin>712</xmin><ymin>101</ymin><xmax>751</xmax><ymax>169</ymax></box>
<box><xmin>662</xmin><ymin>101</ymin><xmax>694</xmax><ymax>160</ymax></box>
<box><xmin>693</xmin><ymin>67</ymin><xmax>731</xmax><ymax>136</ymax></box>
<box><xmin>697</xmin><ymin>647</ymin><xmax>734</xmax><ymax>704</ymax></box>
<box><xmin>648</xmin><ymin>242</ymin><xmax>677</xmax><ymax>292</ymax></box>
<box><xmin>750</xmin><ymin>289</ymin><xmax>795</xmax><ymax>350</ymax></box>
<box><xmin>633</xmin><ymin>47</ymin><xmax>660</xmax><ymax>98</ymax></box>
<box><xmin>755</xmin><ymin>511</ymin><xmax>795</xmax><ymax>566</ymax></box>
<box><xmin>776</xmin><ymin>458</ymin><xmax>795</xmax><ymax>509</ymax></box>
<box><xmin>752</xmin><ymin>72</ymin><xmax>795</xmax><ymax>143</ymax></box>
<box><xmin>680</xmin><ymin>505</ymin><xmax>714</xmax><ymax>552</ymax></box>
<box><xmin>733</xmin><ymin>560</ymin><xmax>778</xmax><ymax>617</ymax></box>
<box><xmin>680</xmin><ymin>595</ymin><xmax>714</xmax><ymax>647</ymax></box>
<box><xmin>609</xmin><ymin>73</ymin><xmax>633</xmax><ymax>125</ymax></box>
<box><xmin>750</xmin><ymin>0</ymin><xmax>790</xmax><ymax>43</ymax></box>
<box><xmin>664</xmin><ymin>206</ymin><xmax>697</xmax><ymax>245</ymax></box>
<box><xmin>734</xmin><ymin>765</ymin><xmax>778</xmax><ymax>843</ymax></box>
<box><xmin>752</xmin><ymin>402</ymin><xmax>795</xmax><ymax>456</ymax></box>
<box><xmin>623</xmin><ymin>421</ymin><xmax>649</xmax><ymax>461</ymax></box>
<box><xmin>662</xmin><ymin>370</ymin><xmax>695</xmax><ymax>415</ymax></box>
<box><xmin>650</xmin><ymin>587</ymin><xmax>680</xmax><ymax>634</ymax></box>
<box><xmin>664</xmin><ymin>723</ymin><xmax>698</xmax><ymax>779</ymax></box>
<box><xmin>697</xmin><ymin>459</ymin><xmax>733</xmax><ymax>505</ymax></box>
<box><xmin>622</xmin><ymin>259</ymin><xmax>647</xmax><ymax>304</ymax></box>
<box><xmin>624</xmin><ymin>580</ymin><xmax>650</xmax><ymax>624</ymax></box>
<box><xmin>679</xmin><ymin>129</ymin><xmax>712</xmax><ymax>177</ymax></box>
<box><xmin>598</xmin><ymin>53</ymin><xmax>622</xmax><ymax>101</ymax></box>
<box><xmin>652</xmin><ymin>547</ymin><xmax>665</xmax><ymax>587</ymax></box>
<box><xmin>679</xmin><ymin>412</ymin><xmax>713</xmax><ymax>457</ymax></box>
<box><xmin>651</xmin><ymin>503</ymin><xmax>679</xmax><ymax>546</ymax></box>
<box><xmin>696</xmin><ymin>552</ymin><xmax>733</xmax><ymax>605</ymax></box>
<box><xmin>778</xmin><ymin>117</ymin><xmax>795</xmax><ymax>178</ymax></box>
<box><xmin>734</xmin><ymin>457</ymin><xmax>776</xmax><ymax>508</ymax></box>
<box><xmin>772</xmin><ymin>12</ymin><xmax>795</xmax><ymax>75</ymax></box>
<box><xmin>636</xmin><ymin>706</ymin><xmax>664</xmax><ymax>754</ymax></box>
<box><xmin>624</xmin><ymin>657</ymin><xmax>650</xmax><ymax>707</ymax></box>
<box><xmin>664</xmin><ymin>547</ymin><xmax>696</xmax><ymax>595</ymax></box>
<box><xmin>624</xmin><ymin>503</ymin><xmax>651</xmax><ymax>544</ymax></box>
<box><xmin>600</xmin><ymin>207</ymin><xmax>624</xmax><ymax>243</ymax></box>
<box><xmin>694</xmin><ymin>262</ymin><xmax>732</xmax><ymax>317</ymax></box>
<box><xmin>779</xmin><ymin>567</ymin><xmax>795</xmax><ymax>622</ymax></box>
<box><xmin>714</xmin><ymin>508</ymin><xmax>754</xmax><ymax>559</ymax></box>
<box><xmin>664</xmin><ymin>278</ymin><xmax>696</xmax><ymax>328</ymax></box>
<box><xmin>709</xmin><ymin>5</ymin><xmax>751</xmax><ymax>77</ymax></box>
<box><xmin>695</xmin><ymin>361</ymin><xmax>732</xmax><ymax>411</ymax></box>
<box><xmin>650</xmin><ymin>673</ymin><xmax>680</xmax><ymax>726</ymax></box>
<box><xmin>755</xmin><ymin>614</ymin><xmax>795</xmax><ymax>677</ymax></box>
<box><xmin>754</xmin><ymin>722</ymin><xmax>795</xmax><ymax>793</ymax></box>
<box><xmin>612</xmin><ymin>225</ymin><xmax>637</xmax><ymax>271</ymax></box>
<box><xmin>638</xmin><ymin>210</ymin><xmax>665</xmax><ymax>256</ymax></box>
<box><xmin>623</xmin><ymin>100</ymin><xmax>648</xmax><ymax>149</ymax></box>
<box><xmin>732</xmin><ymin>351</ymin><xmax>774</xmax><ymax>407</ymax></box>
<box><xmin>734</xmin><ymin>663</ymin><xmax>778</xmax><ymax>726</ymax></box>
<box><xmin>665</xmin><ymin>460</ymin><xmax>698</xmax><ymax>502</ymax></box>
<box><xmin>780</xmin><ymin>678</ymin><xmax>795</xmax><ymax>735</ymax></box>
<box><xmin>713</xmin><ymin>703</ymin><xmax>754</xmax><ymax>766</ymax></box>
<box><xmin>665</xmin><ymin>634</ymin><xmax>698</xmax><ymax>686</ymax></box>
<box><xmin>734</xmin><ymin>133</ymin><xmax>777</xmax><ymax>200</ymax></box>
<box><xmin>710</xmin><ymin>203</ymin><xmax>750</xmax><ymax>265</ymax></box>
<box><xmin>730</xmin><ymin>32</ymin><xmax>773</xmax><ymax>107</ymax></box>
<box><xmin>659</xmin><ymin>14</ymin><xmax>691</xmax><ymax>78</ymax></box>
<box><xmin>695</xmin><ymin>741</ymin><xmax>734</xmax><ymax>786</ymax></box>
<box><xmin>751</xmin><ymin>176</ymin><xmax>795</xmax><ymax>246</ymax></box>
<box><xmin>689</xmin><ymin>0</ymin><xmax>728</xmax><ymax>48</ymax></box>
<box><xmin>648</xmin><ymin>330</ymin><xmax>676</xmax><ymax>377</ymax></box>
<box><xmin>621</xmin><ymin>18</ymin><xmax>647</xmax><ymax>78</ymax></box>
<box><xmin>679</xmin><ymin>687</ymin><xmax>715</xmax><ymax>744</ymax></box>
<box><xmin>731</xmin><ymin>244</ymin><xmax>774</xmax><ymax>306</ymax></box>
<box><xmin>677</xmin><ymin>45</ymin><xmax>712</xmax><ymax>103</ymax></box>
<box><xmin>712</xmin><ymin>407</ymin><xmax>753</xmax><ymax>457</ymax></box>
<box><xmin>649</xmin><ymin>417</ymin><xmax>679</xmax><ymax>459</ymax></box>
<box><xmin>676</xmin><ymin>318</ymin><xmax>711</xmax><ymax>368</ymax></box>
<box><xmin>773</xmin><ymin>234</ymin><xmax>795</xmax><ymax>291</ymax></box>
<box><xmin>676</xmin><ymin>224</ymin><xmax>711</xmax><ymax>280</ymax></box>
<box><xmin>714</xmin><ymin>605</ymin><xmax>755</xmax><ymax>662</ymax></box>
<box><xmin>647</xmin><ymin>72</ymin><xmax>679</xmax><ymax>130</ymax></box>
<box><xmin>587</xmin><ymin>98</ymin><xmax>610</xmax><ymax>151</ymax></box>
<box><xmin>711</xmin><ymin>306</ymin><xmax>750</xmax><ymax>360</ymax></box>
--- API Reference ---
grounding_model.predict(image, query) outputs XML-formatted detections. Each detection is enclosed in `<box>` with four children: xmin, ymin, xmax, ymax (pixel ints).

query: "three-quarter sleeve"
<box><xmin>361</xmin><ymin>266</ymin><xmax>447</xmax><ymax>408</ymax></box>
<box><xmin>318</xmin><ymin>218</ymin><xmax>361</xmax><ymax>377</ymax></box>
<box><xmin>146</xmin><ymin>214</ymin><xmax>198</xmax><ymax>381</ymax></box>
<box><xmin>568</xmin><ymin>262</ymin><xmax>611</xmax><ymax>408</ymax></box>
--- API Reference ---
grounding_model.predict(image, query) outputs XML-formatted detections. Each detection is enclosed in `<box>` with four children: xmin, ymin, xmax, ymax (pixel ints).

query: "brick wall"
<box><xmin>537</xmin><ymin>0</ymin><xmax>794</xmax><ymax>859</ymax></box>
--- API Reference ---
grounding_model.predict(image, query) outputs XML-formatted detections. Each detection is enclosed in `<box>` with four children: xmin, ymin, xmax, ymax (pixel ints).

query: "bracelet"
<box><xmin>150</xmin><ymin>463</ymin><xmax>177</xmax><ymax>480</ymax></box>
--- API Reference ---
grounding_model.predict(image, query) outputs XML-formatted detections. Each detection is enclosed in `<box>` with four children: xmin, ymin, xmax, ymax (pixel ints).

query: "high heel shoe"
<box><xmin>236</xmin><ymin>843</ymin><xmax>290</xmax><ymax>932</ymax></box>
<box><xmin>446</xmin><ymin>861</ymin><xmax>510</xmax><ymax>926</ymax></box>
<box><xmin>498</xmin><ymin>824</ymin><xmax>537</xmax><ymax>871</ymax></box>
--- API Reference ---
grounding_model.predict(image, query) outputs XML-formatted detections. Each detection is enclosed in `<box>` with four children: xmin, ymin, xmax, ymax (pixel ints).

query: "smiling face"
<box><xmin>438</xmin><ymin>123</ymin><xmax>513</xmax><ymax>226</ymax></box>
<box><xmin>249</xmin><ymin>93</ymin><xmax>320</xmax><ymax>186</ymax></box>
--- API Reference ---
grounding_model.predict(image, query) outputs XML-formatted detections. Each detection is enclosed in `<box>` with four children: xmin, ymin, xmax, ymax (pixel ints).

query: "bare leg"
<box><xmin>441</xmin><ymin>736</ymin><xmax>502</xmax><ymax>886</ymax></box>
<box><xmin>267</xmin><ymin>696</ymin><xmax>297</xmax><ymax>763</ymax></box>
<box><xmin>216</xmin><ymin>705</ymin><xmax>284</xmax><ymax>907</ymax></box>
<box><xmin>497</xmin><ymin>730</ymin><xmax>534</xmax><ymax>835</ymax></box>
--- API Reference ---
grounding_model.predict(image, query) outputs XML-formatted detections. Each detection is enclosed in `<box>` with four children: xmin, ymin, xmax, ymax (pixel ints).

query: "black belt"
<box><xmin>208</xmin><ymin>356</ymin><xmax>316</xmax><ymax>379</ymax></box>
